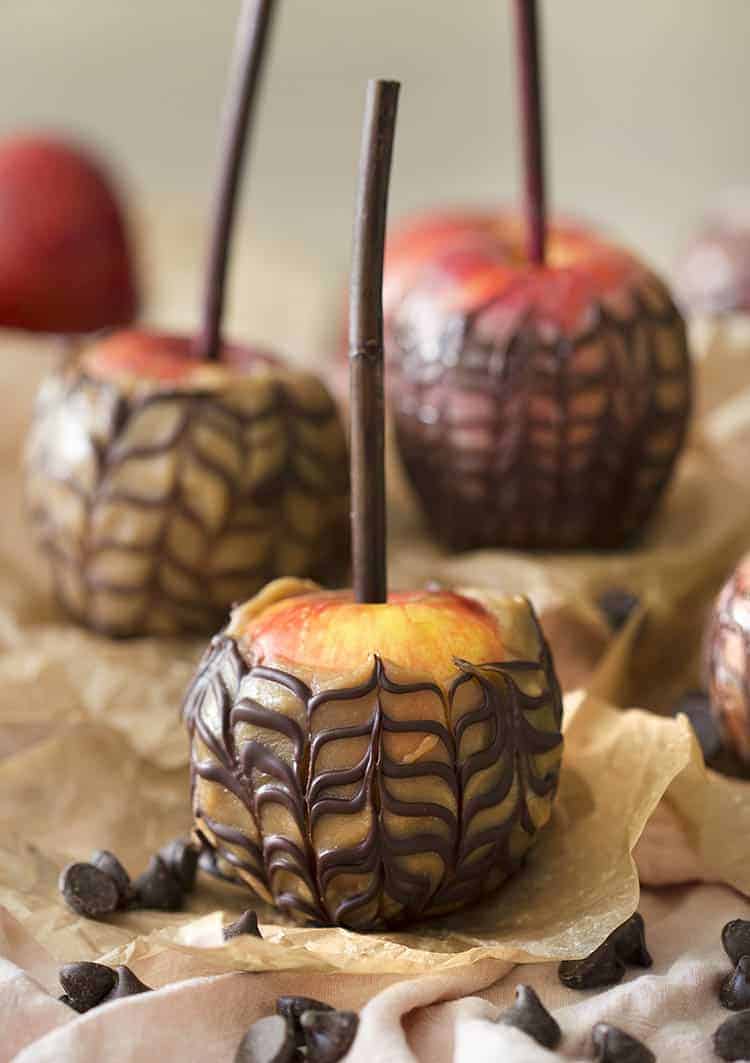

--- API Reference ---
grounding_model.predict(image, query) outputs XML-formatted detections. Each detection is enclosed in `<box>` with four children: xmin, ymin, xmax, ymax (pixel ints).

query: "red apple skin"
<box><xmin>0</xmin><ymin>135</ymin><xmax>137</xmax><ymax>333</ymax></box>
<box><xmin>385</xmin><ymin>212</ymin><xmax>692</xmax><ymax>551</ymax></box>
<box><xmin>25</xmin><ymin>331</ymin><xmax>349</xmax><ymax>636</ymax></box>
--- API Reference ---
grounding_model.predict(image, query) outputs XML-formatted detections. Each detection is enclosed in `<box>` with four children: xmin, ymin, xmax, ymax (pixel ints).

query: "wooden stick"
<box><xmin>513</xmin><ymin>0</ymin><xmax>546</xmax><ymax>265</ymax></box>
<box><xmin>195</xmin><ymin>0</ymin><xmax>277</xmax><ymax>361</ymax></box>
<box><xmin>349</xmin><ymin>79</ymin><xmax>400</xmax><ymax>604</ymax></box>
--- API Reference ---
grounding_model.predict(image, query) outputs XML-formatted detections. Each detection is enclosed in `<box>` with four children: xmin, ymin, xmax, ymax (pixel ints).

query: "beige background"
<box><xmin>2</xmin><ymin>0</ymin><xmax>749</xmax><ymax>346</ymax></box>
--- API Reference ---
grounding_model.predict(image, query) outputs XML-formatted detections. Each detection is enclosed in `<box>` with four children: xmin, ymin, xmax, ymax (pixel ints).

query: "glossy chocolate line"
<box><xmin>184</xmin><ymin>628</ymin><xmax>563</xmax><ymax>928</ymax></box>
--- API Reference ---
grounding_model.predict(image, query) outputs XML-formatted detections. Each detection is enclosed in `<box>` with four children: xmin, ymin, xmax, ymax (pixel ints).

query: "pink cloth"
<box><xmin>2</xmin><ymin>883</ymin><xmax>746</xmax><ymax>1062</ymax></box>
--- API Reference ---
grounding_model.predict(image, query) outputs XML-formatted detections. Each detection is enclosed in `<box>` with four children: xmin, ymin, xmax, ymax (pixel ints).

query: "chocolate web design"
<box><xmin>391</xmin><ymin>268</ymin><xmax>692</xmax><ymax>550</ymax></box>
<box><xmin>184</xmin><ymin>629</ymin><xmax>563</xmax><ymax>930</ymax></box>
<box><xmin>24</xmin><ymin>366</ymin><xmax>348</xmax><ymax>636</ymax></box>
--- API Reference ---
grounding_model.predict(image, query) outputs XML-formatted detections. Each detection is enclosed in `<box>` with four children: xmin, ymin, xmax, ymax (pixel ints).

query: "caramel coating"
<box><xmin>184</xmin><ymin>581</ymin><xmax>563</xmax><ymax>930</ymax></box>
<box><xmin>24</xmin><ymin>359</ymin><xmax>349</xmax><ymax>636</ymax></box>
<box><xmin>705</xmin><ymin>555</ymin><xmax>750</xmax><ymax>764</ymax></box>
<box><xmin>390</xmin><ymin>264</ymin><xmax>692</xmax><ymax>550</ymax></box>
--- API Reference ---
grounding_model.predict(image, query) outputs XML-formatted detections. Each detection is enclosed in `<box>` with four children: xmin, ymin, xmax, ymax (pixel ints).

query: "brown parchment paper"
<box><xmin>1</xmin><ymin>319</ymin><xmax>750</xmax><ymax>979</ymax></box>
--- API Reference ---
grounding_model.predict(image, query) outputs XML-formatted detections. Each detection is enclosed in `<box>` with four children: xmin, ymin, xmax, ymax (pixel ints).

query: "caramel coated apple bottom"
<box><xmin>184</xmin><ymin>579</ymin><xmax>563</xmax><ymax>930</ymax></box>
<box><xmin>24</xmin><ymin>346</ymin><xmax>349</xmax><ymax>636</ymax></box>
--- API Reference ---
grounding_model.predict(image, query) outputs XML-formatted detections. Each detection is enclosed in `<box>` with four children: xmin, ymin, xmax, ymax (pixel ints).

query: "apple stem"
<box><xmin>349</xmin><ymin>79</ymin><xmax>400</xmax><ymax>605</ymax></box>
<box><xmin>195</xmin><ymin>0</ymin><xmax>277</xmax><ymax>362</ymax></box>
<box><xmin>513</xmin><ymin>0</ymin><xmax>546</xmax><ymax>266</ymax></box>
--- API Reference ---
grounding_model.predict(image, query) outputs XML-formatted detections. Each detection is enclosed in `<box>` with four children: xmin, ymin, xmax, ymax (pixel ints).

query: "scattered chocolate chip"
<box><xmin>496</xmin><ymin>984</ymin><xmax>561</xmax><ymax>1049</ymax></box>
<box><xmin>234</xmin><ymin>1014</ymin><xmax>296</xmax><ymax>1063</ymax></box>
<box><xmin>223</xmin><ymin>909</ymin><xmax>262</xmax><ymax>941</ymax></box>
<box><xmin>158</xmin><ymin>838</ymin><xmax>199</xmax><ymax>892</ymax></box>
<box><xmin>612</xmin><ymin>913</ymin><xmax>652</xmax><ymax>969</ymax></box>
<box><xmin>133</xmin><ymin>855</ymin><xmax>183</xmax><ymax>911</ymax></box>
<box><xmin>90</xmin><ymin>850</ymin><xmax>132</xmax><ymax>906</ymax></box>
<box><xmin>715</xmin><ymin>1011</ymin><xmax>750</xmax><ymax>1061</ymax></box>
<box><xmin>300</xmin><ymin>1010</ymin><xmax>358</xmax><ymax>1063</ymax></box>
<box><xmin>720</xmin><ymin>956</ymin><xmax>750</xmax><ymax>1010</ymax></box>
<box><xmin>103</xmin><ymin>966</ymin><xmax>152</xmax><ymax>1001</ymax></box>
<box><xmin>597</xmin><ymin>589</ymin><xmax>640</xmax><ymax>632</ymax></box>
<box><xmin>723</xmin><ymin>920</ymin><xmax>750</xmax><ymax>966</ymax></box>
<box><xmin>276</xmin><ymin>996</ymin><xmax>334</xmax><ymax>1046</ymax></box>
<box><xmin>558</xmin><ymin>913</ymin><xmax>651</xmax><ymax>990</ymax></box>
<box><xmin>59</xmin><ymin>862</ymin><xmax>120</xmax><ymax>919</ymax></box>
<box><xmin>670</xmin><ymin>690</ymin><xmax>724</xmax><ymax>762</ymax></box>
<box><xmin>59</xmin><ymin>961</ymin><xmax>117</xmax><ymax>1013</ymax></box>
<box><xmin>558</xmin><ymin>942</ymin><xmax>625</xmax><ymax>990</ymax></box>
<box><xmin>592</xmin><ymin>1023</ymin><xmax>655</xmax><ymax>1063</ymax></box>
<box><xmin>58</xmin><ymin>993</ymin><xmax>84</xmax><ymax>1012</ymax></box>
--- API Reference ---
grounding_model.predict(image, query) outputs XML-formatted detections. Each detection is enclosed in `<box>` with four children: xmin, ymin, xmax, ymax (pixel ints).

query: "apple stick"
<box><xmin>349</xmin><ymin>79</ymin><xmax>400</xmax><ymax>604</ymax></box>
<box><xmin>195</xmin><ymin>0</ymin><xmax>277</xmax><ymax>361</ymax></box>
<box><xmin>513</xmin><ymin>0</ymin><xmax>546</xmax><ymax>265</ymax></box>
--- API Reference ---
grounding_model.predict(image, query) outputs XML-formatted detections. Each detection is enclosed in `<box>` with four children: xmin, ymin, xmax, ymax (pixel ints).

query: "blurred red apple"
<box><xmin>384</xmin><ymin>209</ymin><xmax>692</xmax><ymax>551</ymax></box>
<box><xmin>185</xmin><ymin>577</ymin><xmax>563</xmax><ymax>927</ymax></box>
<box><xmin>25</xmin><ymin>330</ymin><xmax>348</xmax><ymax>636</ymax></box>
<box><xmin>0</xmin><ymin>134</ymin><xmax>137</xmax><ymax>334</ymax></box>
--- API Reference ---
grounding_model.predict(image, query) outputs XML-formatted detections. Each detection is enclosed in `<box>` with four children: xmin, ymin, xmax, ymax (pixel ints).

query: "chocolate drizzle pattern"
<box><xmin>183</xmin><ymin>623</ymin><xmax>563</xmax><ymax>929</ymax></box>
<box><xmin>390</xmin><ymin>269</ymin><xmax>692</xmax><ymax>550</ymax></box>
<box><xmin>24</xmin><ymin>363</ymin><xmax>349</xmax><ymax>636</ymax></box>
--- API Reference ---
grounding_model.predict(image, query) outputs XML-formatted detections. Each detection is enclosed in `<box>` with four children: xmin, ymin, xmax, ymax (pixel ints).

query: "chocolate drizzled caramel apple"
<box><xmin>184</xmin><ymin>79</ymin><xmax>563</xmax><ymax>930</ymax></box>
<box><xmin>705</xmin><ymin>554</ymin><xmax>750</xmax><ymax>765</ymax></box>
<box><xmin>384</xmin><ymin>1</ymin><xmax>692</xmax><ymax>550</ymax></box>
<box><xmin>0</xmin><ymin>134</ymin><xmax>137</xmax><ymax>334</ymax></box>
<box><xmin>24</xmin><ymin>0</ymin><xmax>347</xmax><ymax>636</ymax></box>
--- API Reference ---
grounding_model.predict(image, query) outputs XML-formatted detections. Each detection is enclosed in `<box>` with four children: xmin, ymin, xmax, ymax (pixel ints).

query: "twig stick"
<box><xmin>195</xmin><ymin>0</ymin><xmax>277</xmax><ymax>361</ymax></box>
<box><xmin>349</xmin><ymin>79</ymin><xmax>400</xmax><ymax>604</ymax></box>
<box><xmin>513</xmin><ymin>0</ymin><xmax>546</xmax><ymax>265</ymax></box>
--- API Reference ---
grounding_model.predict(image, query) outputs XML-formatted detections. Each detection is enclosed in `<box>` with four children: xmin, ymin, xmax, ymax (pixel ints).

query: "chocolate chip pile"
<box><xmin>235</xmin><ymin>995</ymin><xmax>357</xmax><ymax>1063</ymax></box>
<box><xmin>58</xmin><ymin>838</ymin><xmax>198</xmax><ymax>918</ymax></box>
<box><xmin>715</xmin><ymin>918</ymin><xmax>750</xmax><ymax>1060</ymax></box>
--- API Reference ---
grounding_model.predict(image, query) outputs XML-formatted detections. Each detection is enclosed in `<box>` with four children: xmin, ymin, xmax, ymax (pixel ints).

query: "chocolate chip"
<box><xmin>58</xmin><ymin>993</ymin><xmax>84</xmax><ymax>1012</ymax></box>
<box><xmin>300</xmin><ymin>1010</ymin><xmax>358</xmax><ymax>1063</ymax></box>
<box><xmin>558</xmin><ymin>913</ymin><xmax>651</xmax><ymax>990</ymax></box>
<box><xmin>592</xmin><ymin>1023</ymin><xmax>655</xmax><ymax>1063</ymax></box>
<box><xmin>723</xmin><ymin>920</ymin><xmax>750</xmax><ymax>966</ymax></box>
<box><xmin>496</xmin><ymin>984</ymin><xmax>561</xmax><ymax>1049</ymax></box>
<box><xmin>133</xmin><ymin>855</ymin><xmax>183</xmax><ymax>911</ymax></box>
<box><xmin>720</xmin><ymin>956</ymin><xmax>750</xmax><ymax>1010</ymax></box>
<box><xmin>234</xmin><ymin>1014</ymin><xmax>296</xmax><ymax>1063</ymax></box>
<box><xmin>612</xmin><ymin>913</ymin><xmax>652</xmax><ymax>968</ymax></box>
<box><xmin>59</xmin><ymin>862</ymin><xmax>120</xmax><ymax>919</ymax></box>
<box><xmin>102</xmin><ymin>966</ymin><xmax>152</xmax><ymax>1001</ymax></box>
<box><xmin>276</xmin><ymin>995</ymin><xmax>334</xmax><ymax>1046</ymax></box>
<box><xmin>223</xmin><ymin>909</ymin><xmax>262</xmax><ymax>941</ymax></box>
<box><xmin>59</xmin><ymin>961</ymin><xmax>116</xmax><ymax>1012</ymax></box>
<box><xmin>158</xmin><ymin>838</ymin><xmax>199</xmax><ymax>892</ymax></box>
<box><xmin>90</xmin><ymin>850</ymin><xmax>132</xmax><ymax>906</ymax></box>
<box><xmin>715</xmin><ymin>1011</ymin><xmax>750</xmax><ymax>1060</ymax></box>
<box><xmin>671</xmin><ymin>690</ymin><xmax>723</xmax><ymax>761</ymax></box>
<box><xmin>558</xmin><ymin>942</ymin><xmax>625</xmax><ymax>990</ymax></box>
<box><xmin>597</xmin><ymin>589</ymin><xmax>640</xmax><ymax>632</ymax></box>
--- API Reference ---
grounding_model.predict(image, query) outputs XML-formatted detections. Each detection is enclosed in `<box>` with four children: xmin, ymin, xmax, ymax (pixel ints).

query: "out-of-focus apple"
<box><xmin>24</xmin><ymin>331</ymin><xmax>348</xmax><ymax>636</ymax></box>
<box><xmin>384</xmin><ymin>212</ymin><xmax>692</xmax><ymax>551</ymax></box>
<box><xmin>0</xmin><ymin>135</ymin><xmax>137</xmax><ymax>334</ymax></box>
<box><xmin>705</xmin><ymin>553</ymin><xmax>750</xmax><ymax>765</ymax></box>
<box><xmin>184</xmin><ymin>577</ymin><xmax>563</xmax><ymax>928</ymax></box>
<box><xmin>675</xmin><ymin>191</ymin><xmax>750</xmax><ymax>318</ymax></box>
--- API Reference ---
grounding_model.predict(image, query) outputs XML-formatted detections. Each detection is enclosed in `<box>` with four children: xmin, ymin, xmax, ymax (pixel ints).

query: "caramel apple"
<box><xmin>385</xmin><ymin>1</ymin><xmax>692</xmax><ymax>550</ymax></box>
<box><xmin>184</xmin><ymin>79</ymin><xmax>563</xmax><ymax>930</ymax></box>
<box><xmin>0</xmin><ymin>134</ymin><xmax>137</xmax><ymax>334</ymax></box>
<box><xmin>24</xmin><ymin>0</ymin><xmax>348</xmax><ymax>636</ymax></box>
<box><xmin>705</xmin><ymin>554</ymin><xmax>750</xmax><ymax>765</ymax></box>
